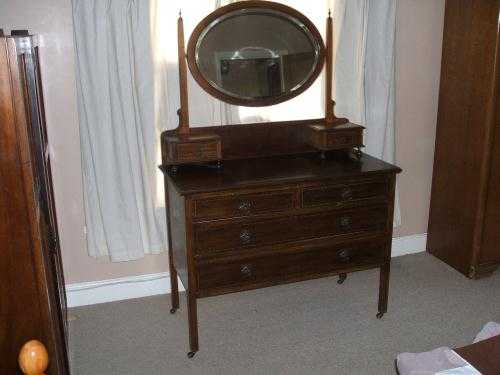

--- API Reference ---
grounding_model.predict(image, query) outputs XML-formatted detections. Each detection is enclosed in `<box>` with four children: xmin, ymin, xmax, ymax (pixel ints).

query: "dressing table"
<box><xmin>160</xmin><ymin>1</ymin><xmax>401</xmax><ymax>358</ymax></box>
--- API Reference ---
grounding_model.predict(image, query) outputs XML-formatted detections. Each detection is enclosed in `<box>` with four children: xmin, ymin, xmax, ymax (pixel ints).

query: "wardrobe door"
<box><xmin>20</xmin><ymin>40</ymin><xmax>70</xmax><ymax>372</ymax></box>
<box><xmin>427</xmin><ymin>0</ymin><xmax>500</xmax><ymax>277</ymax></box>
<box><xmin>481</xmin><ymin>81</ymin><xmax>500</xmax><ymax>266</ymax></box>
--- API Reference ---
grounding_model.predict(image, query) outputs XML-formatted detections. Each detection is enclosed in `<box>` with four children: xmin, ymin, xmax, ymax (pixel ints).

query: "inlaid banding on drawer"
<box><xmin>193</xmin><ymin>205</ymin><xmax>388</xmax><ymax>255</ymax></box>
<box><xmin>197</xmin><ymin>240</ymin><xmax>387</xmax><ymax>291</ymax></box>
<box><xmin>302</xmin><ymin>178</ymin><xmax>388</xmax><ymax>208</ymax></box>
<box><xmin>193</xmin><ymin>189</ymin><xmax>297</xmax><ymax>220</ymax></box>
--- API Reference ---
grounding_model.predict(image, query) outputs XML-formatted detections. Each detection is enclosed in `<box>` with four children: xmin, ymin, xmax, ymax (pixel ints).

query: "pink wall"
<box><xmin>0</xmin><ymin>0</ymin><xmax>445</xmax><ymax>284</ymax></box>
<box><xmin>393</xmin><ymin>0</ymin><xmax>445</xmax><ymax>238</ymax></box>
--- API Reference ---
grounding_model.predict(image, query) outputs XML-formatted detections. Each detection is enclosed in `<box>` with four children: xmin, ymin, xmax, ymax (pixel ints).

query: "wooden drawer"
<box><xmin>197</xmin><ymin>240</ymin><xmax>387</xmax><ymax>291</ymax></box>
<box><xmin>193</xmin><ymin>205</ymin><xmax>388</xmax><ymax>256</ymax></box>
<box><xmin>193</xmin><ymin>189</ymin><xmax>297</xmax><ymax>220</ymax></box>
<box><xmin>163</xmin><ymin>133</ymin><xmax>221</xmax><ymax>165</ymax></box>
<box><xmin>302</xmin><ymin>178</ymin><xmax>388</xmax><ymax>208</ymax></box>
<box><xmin>176</xmin><ymin>141</ymin><xmax>219</xmax><ymax>162</ymax></box>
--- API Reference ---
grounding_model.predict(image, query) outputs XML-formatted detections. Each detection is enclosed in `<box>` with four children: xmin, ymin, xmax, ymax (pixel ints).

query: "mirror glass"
<box><xmin>190</xmin><ymin>8</ymin><xmax>323</xmax><ymax>106</ymax></box>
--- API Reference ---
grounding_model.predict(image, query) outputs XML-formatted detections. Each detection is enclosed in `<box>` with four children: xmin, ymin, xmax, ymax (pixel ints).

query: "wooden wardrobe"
<box><xmin>427</xmin><ymin>0</ymin><xmax>500</xmax><ymax>278</ymax></box>
<box><xmin>0</xmin><ymin>31</ymin><xmax>70</xmax><ymax>374</ymax></box>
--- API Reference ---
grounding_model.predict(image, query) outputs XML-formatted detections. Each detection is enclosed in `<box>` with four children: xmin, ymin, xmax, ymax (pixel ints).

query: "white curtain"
<box><xmin>73</xmin><ymin>0</ymin><xmax>166</xmax><ymax>261</ymax></box>
<box><xmin>334</xmin><ymin>0</ymin><xmax>401</xmax><ymax>226</ymax></box>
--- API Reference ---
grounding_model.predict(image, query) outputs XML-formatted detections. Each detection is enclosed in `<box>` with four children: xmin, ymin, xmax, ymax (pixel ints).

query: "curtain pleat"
<box><xmin>73</xmin><ymin>0</ymin><xmax>166</xmax><ymax>261</ymax></box>
<box><xmin>334</xmin><ymin>0</ymin><xmax>401</xmax><ymax>226</ymax></box>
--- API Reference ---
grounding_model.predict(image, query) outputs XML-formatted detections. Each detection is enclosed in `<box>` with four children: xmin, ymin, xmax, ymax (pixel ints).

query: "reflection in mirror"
<box><xmin>194</xmin><ymin>8</ymin><xmax>321</xmax><ymax>104</ymax></box>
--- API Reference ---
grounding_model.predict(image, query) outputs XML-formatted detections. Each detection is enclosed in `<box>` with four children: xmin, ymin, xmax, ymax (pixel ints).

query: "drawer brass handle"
<box><xmin>239</xmin><ymin>229</ymin><xmax>252</xmax><ymax>244</ymax></box>
<box><xmin>341</xmin><ymin>187</ymin><xmax>353</xmax><ymax>200</ymax></box>
<box><xmin>339</xmin><ymin>216</ymin><xmax>352</xmax><ymax>230</ymax></box>
<box><xmin>337</xmin><ymin>249</ymin><xmax>351</xmax><ymax>262</ymax></box>
<box><xmin>240</xmin><ymin>264</ymin><xmax>253</xmax><ymax>277</ymax></box>
<box><xmin>238</xmin><ymin>200</ymin><xmax>252</xmax><ymax>211</ymax></box>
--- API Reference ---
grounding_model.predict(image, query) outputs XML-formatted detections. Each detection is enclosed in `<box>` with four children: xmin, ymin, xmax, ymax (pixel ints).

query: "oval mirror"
<box><xmin>187</xmin><ymin>2</ymin><xmax>325</xmax><ymax>107</ymax></box>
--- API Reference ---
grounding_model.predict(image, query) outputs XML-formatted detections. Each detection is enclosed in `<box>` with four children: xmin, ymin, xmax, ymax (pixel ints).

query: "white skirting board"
<box><xmin>66</xmin><ymin>233</ymin><xmax>427</xmax><ymax>308</ymax></box>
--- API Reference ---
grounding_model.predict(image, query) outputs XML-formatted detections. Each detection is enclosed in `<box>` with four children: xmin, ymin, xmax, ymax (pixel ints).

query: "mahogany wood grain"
<box><xmin>193</xmin><ymin>204</ymin><xmax>388</xmax><ymax>256</ymax></box>
<box><xmin>196</xmin><ymin>239</ymin><xmax>386</xmax><ymax>292</ymax></box>
<box><xmin>164</xmin><ymin>151</ymin><xmax>400</xmax><ymax>195</ymax></box>
<box><xmin>455</xmin><ymin>335</ymin><xmax>500</xmax><ymax>375</ymax></box>
<box><xmin>427</xmin><ymin>0</ymin><xmax>500</xmax><ymax>278</ymax></box>
<box><xmin>192</xmin><ymin>187</ymin><xmax>297</xmax><ymax>220</ymax></box>
<box><xmin>323</xmin><ymin>11</ymin><xmax>348</xmax><ymax>126</ymax></box>
<box><xmin>177</xmin><ymin>14</ymin><xmax>190</xmax><ymax>136</ymax></box>
<box><xmin>0</xmin><ymin>34</ymin><xmax>69</xmax><ymax>374</ymax></box>
<box><xmin>163</xmin><ymin>133</ymin><xmax>221</xmax><ymax>166</ymax></box>
<box><xmin>163</xmin><ymin>151</ymin><xmax>400</xmax><ymax>356</ymax></box>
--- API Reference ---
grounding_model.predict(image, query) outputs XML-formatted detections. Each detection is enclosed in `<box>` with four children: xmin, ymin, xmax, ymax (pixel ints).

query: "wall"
<box><xmin>0</xmin><ymin>0</ymin><xmax>445</xmax><ymax>284</ymax></box>
<box><xmin>393</xmin><ymin>0</ymin><xmax>445</xmax><ymax>238</ymax></box>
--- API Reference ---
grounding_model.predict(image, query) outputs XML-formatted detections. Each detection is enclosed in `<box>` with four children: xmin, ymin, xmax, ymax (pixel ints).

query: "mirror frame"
<box><xmin>186</xmin><ymin>1</ymin><xmax>326</xmax><ymax>107</ymax></box>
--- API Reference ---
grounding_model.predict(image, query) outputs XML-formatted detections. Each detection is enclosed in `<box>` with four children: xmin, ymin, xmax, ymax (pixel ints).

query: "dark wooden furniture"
<box><xmin>395</xmin><ymin>335</ymin><xmax>500</xmax><ymax>375</ymax></box>
<box><xmin>163</xmin><ymin>1</ymin><xmax>362</xmax><ymax>168</ymax></box>
<box><xmin>0</xmin><ymin>31</ymin><xmax>69</xmax><ymax>374</ymax></box>
<box><xmin>455</xmin><ymin>335</ymin><xmax>500</xmax><ymax>375</ymax></box>
<box><xmin>161</xmin><ymin>1</ymin><xmax>401</xmax><ymax>358</ymax></box>
<box><xmin>162</xmin><ymin>126</ymin><xmax>401</xmax><ymax>357</ymax></box>
<box><xmin>427</xmin><ymin>0</ymin><xmax>500</xmax><ymax>278</ymax></box>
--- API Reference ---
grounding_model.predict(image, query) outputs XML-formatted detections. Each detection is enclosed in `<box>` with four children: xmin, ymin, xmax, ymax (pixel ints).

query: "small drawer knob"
<box><xmin>240</xmin><ymin>264</ymin><xmax>253</xmax><ymax>277</ymax></box>
<box><xmin>339</xmin><ymin>216</ymin><xmax>352</xmax><ymax>230</ymax></box>
<box><xmin>337</xmin><ymin>249</ymin><xmax>351</xmax><ymax>262</ymax></box>
<box><xmin>238</xmin><ymin>200</ymin><xmax>252</xmax><ymax>211</ymax></box>
<box><xmin>239</xmin><ymin>229</ymin><xmax>252</xmax><ymax>244</ymax></box>
<box><xmin>341</xmin><ymin>187</ymin><xmax>353</xmax><ymax>200</ymax></box>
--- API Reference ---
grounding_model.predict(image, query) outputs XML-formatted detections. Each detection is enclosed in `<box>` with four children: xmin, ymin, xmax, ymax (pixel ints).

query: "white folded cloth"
<box><xmin>396</xmin><ymin>347</ymin><xmax>476</xmax><ymax>375</ymax></box>
<box><xmin>397</xmin><ymin>322</ymin><xmax>500</xmax><ymax>375</ymax></box>
<box><xmin>473</xmin><ymin>322</ymin><xmax>500</xmax><ymax>343</ymax></box>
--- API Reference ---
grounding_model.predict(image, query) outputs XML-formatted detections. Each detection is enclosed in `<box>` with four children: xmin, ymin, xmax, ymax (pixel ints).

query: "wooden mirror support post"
<box><xmin>306</xmin><ymin>10</ymin><xmax>364</xmax><ymax>158</ymax></box>
<box><xmin>162</xmin><ymin>12</ymin><xmax>222</xmax><ymax>170</ymax></box>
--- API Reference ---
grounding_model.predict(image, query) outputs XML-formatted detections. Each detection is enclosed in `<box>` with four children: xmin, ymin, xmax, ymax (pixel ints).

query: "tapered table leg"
<box><xmin>169</xmin><ymin>263</ymin><xmax>179</xmax><ymax>314</ymax></box>
<box><xmin>377</xmin><ymin>262</ymin><xmax>390</xmax><ymax>319</ymax></box>
<box><xmin>187</xmin><ymin>290</ymin><xmax>199</xmax><ymax>358</ymax></box>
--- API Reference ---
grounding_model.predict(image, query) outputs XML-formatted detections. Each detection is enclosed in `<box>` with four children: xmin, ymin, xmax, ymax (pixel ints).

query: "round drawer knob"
<box><xmin>239</xmin><ymin>229</ymin><xmax>252</xmax><ymax>244</ymax></box>
<box><xmin>240</xmin><ymin>264</ymin><xmax>253</xmax><ymax>277</ymax></box>
<box><xmin>238</xmin><ymin>200</ymin><xmax>252</xmax><ymax>211</ymax></box>
<box><xmin>339</xmin><ymin>216</ymin><xmax>352</xmax><ymax>230</ymax></box>
<box><xmin>341</xmin><ymin>187</ymin><xmax>353</xmax><ymax>200</ymax></box>
<box><xmin>337</xmin><ymin>249</ymin><xmax>351</xmax><ymax>262</ymax></box>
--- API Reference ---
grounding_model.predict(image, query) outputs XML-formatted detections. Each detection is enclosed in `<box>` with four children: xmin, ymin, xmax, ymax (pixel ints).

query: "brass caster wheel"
<box><xmin>170</xmin><ymin>308</ymin><xmax>177</xmax><ymax>314</ymax></box>
<box><xmin>376</xmin><ymin>312</ymin><xmax>384</xmax><ymax>319</ymax></box>
<box><xmin>187</xmin><ymin>351</ymin><xmax>196</xmax><ymax>359</ymax></box>
<box><xmin>337</xmin><ymin>273</ymin><xmax>347</xmax><ymax>285</ymax></box>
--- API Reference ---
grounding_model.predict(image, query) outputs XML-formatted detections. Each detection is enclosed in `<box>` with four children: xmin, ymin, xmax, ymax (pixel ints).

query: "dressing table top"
<box><xmin>163</xmin><ymin>153</ymin><xmax>401</xmax><ymax>195</ymax></box>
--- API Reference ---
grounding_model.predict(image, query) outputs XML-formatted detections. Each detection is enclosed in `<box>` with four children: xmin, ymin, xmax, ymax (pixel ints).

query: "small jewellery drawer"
<box><xmin>197</xmin><ymin>240</ymin><xmax>387</xmax><ymax>291</ymax></box>
<box><xmin>193</xmin><ymin>189</ymin><xmax>297</xmax><ymax>220</ymax></box>
<box><xmin>302</xmin><ymin>178</ymin><xmax>388</xmax><ymax>208</ymax></box>
<box><xmin>176</xmin><ymin>141</ymin><xmax>219</xmax><ymax>162</ymax></box>
<box><xmin>193</xmin><ymin>205</ymin><xmax>388</xmax><ymax>256</ymax></box>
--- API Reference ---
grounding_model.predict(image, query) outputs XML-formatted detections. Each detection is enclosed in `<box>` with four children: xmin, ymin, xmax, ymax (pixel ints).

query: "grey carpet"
<box><xmin>69</xmin><ymin>253</ymin><xmax>500</xmax><ymax>375</ymax></box>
